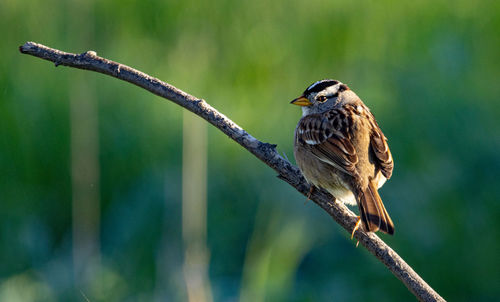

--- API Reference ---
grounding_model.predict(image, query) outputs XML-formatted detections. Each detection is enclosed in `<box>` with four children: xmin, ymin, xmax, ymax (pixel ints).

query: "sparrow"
<box><xmin>292</xmin><ymin>79</ymin><xmax>394</xmax><ymax>235</ymax></box>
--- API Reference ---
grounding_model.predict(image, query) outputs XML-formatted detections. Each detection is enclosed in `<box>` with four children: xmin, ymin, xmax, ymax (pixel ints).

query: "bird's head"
<box><xmin>291</xmin><ymin>79</ymin><xmax>349</xmax><ymax>115</ymax></box>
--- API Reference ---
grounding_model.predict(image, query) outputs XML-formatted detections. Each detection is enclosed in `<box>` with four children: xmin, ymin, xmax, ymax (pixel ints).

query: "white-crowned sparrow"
<box><xmin>292</xmin><ymin>79</ymin><xmax>394</xmax><ymax>235</ymax></box>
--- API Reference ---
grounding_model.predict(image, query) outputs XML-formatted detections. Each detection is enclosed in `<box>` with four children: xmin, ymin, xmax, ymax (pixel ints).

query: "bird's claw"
<box><xmin>351</xmin><ymin>216</ymin><xmax>361</xmax><ymax>240</ymax></box>
<box><xmin>304</xmin><ymin>186</ymin><xmax>315</xmax><ymax>204</ymax></box>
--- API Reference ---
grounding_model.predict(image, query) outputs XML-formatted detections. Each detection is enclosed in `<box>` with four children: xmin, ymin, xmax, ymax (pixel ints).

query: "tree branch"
<box><xmin>19</xmin><ymin>41</ymin><xmax>445</xmax><ymax>302</ymax></box>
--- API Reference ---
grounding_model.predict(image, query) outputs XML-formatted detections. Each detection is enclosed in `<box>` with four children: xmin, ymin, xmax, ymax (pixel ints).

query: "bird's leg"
<box><xmin>304</xmin><ymin>185</ymin><xmax>315</xmax><ymax>204</ymax></box>
<box><xmin>351</xmin><ymin>216</ymin><xmax>362</xmax><ymax>240</ymax></box>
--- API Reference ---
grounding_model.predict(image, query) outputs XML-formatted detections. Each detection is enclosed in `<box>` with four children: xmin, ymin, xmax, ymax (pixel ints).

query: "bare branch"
<box><xmin>19</xmin><ymin>41</ymin><xmax>445</xmax><ymax>302</ymax></box>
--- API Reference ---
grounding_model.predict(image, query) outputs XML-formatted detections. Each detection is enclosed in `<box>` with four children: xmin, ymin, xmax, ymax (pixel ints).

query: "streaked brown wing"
<box><xmin>296</xmin><ymin>110</ymin><xmax>358</xmax><ymax>176</ymax></box>
<box><xmin>368</xmin><ymin>112</ymin><xmax>393</xmax><ymax>179</ymax></box>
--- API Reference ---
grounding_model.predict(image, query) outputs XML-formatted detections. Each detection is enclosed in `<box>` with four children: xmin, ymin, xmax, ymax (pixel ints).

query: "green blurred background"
<box><xmin>1</xmin><ymin>0</ymin><xmax>500</xmax><ymax>301</ymax></box>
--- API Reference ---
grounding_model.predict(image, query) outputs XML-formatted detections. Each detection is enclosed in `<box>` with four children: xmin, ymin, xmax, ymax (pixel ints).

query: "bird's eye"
<box><xmin>318</xmin><ymin>95</ymin><xmax>327</xmax><ymax>103</ymax></box>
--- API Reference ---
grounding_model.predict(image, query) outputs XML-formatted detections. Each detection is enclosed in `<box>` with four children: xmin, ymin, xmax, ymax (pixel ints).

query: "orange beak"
<box><xmin>290</xmin><ymin>95</ymin><xmax>312</xmax><ymax>106</ymax></box>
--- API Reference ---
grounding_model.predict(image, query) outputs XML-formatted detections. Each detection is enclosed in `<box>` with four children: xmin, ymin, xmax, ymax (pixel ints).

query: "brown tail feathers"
<box><xmin>357</xmin><ymin>180</ymin><xmax>394</xmax><ymax>235</ymax></box>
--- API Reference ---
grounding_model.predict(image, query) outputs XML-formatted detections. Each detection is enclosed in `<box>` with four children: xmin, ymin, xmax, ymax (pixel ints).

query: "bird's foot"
<box><xmin>351</xmin><ymin>216</ymin><xmax>361</xmax><ymax>240</ymax></box>
<box><xmin>304</xmin><ymin>185</ymin><xmax>315</xmax><ymax>204</ymax></box>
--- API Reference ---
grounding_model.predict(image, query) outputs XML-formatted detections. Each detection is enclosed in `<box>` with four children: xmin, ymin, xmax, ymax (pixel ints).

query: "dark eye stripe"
<box><xmin>338</xmin><ymin>84</ymin><xmax>348</xmax><ymax>92</ymax></box>
<box><xmin>304</xmin><ymin>79</ymin><xmax>338</xmax><ymax>95</ymax></box>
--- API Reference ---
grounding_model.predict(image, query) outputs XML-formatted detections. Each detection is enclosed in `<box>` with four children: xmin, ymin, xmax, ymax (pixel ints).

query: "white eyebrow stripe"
<box><xmin>323</xmin><ymin>84</ymin><xmax>340</xmax><ymax>96</ymax></box>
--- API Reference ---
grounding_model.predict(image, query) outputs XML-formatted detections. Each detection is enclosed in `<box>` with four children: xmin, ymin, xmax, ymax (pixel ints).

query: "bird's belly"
<box><xmin>295</xmin><ymin>149</ymin><xmax>357</xmax><ymax>206</ymax></box>
<box><xmin>326</xmin><ymin>186</ymin><xmax>357</xmax><ymax>206</ymax></box>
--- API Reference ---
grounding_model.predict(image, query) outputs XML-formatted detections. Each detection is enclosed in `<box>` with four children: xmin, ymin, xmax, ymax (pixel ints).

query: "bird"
<box><xmin>291</xmin><ymin>79</ymin><xmax>394</xmax><ymax>236</ymax></box>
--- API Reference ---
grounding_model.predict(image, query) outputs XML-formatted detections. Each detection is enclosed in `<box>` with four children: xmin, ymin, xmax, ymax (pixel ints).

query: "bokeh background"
<box><xmin>1</xmin><ymin>0</ymin><xmax>500</xmax><ymax>301</ymax></box>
